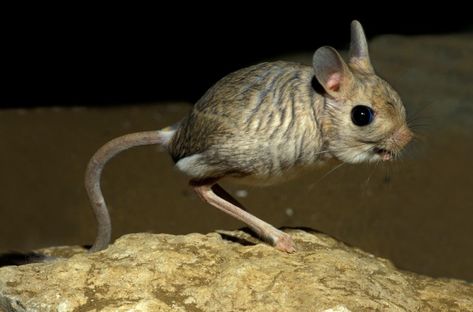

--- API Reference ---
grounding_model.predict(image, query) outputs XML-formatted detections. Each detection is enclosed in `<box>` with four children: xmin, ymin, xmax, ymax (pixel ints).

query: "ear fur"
<box><xmin>349</xmin><ymin>20</ymin><xmax>374</xmax><ymax>73</ymax></box>
<box><xmin>313</xmin><ymin>46</ymin><xmax>354</xmax><ymax>98</ymax></box>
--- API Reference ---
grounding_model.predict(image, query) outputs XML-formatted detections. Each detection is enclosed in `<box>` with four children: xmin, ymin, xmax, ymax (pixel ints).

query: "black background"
<box><xmin>1</xmin><ymin>6</ymin><xmax>471</xmax><ymax>107</ymax></box>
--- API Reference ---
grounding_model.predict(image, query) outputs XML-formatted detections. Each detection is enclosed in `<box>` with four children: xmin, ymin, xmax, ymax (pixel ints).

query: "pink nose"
<box><xmin>395</xmin><ymin>126</ymin><xmax>413</xmax><ymax>149</ymax></box>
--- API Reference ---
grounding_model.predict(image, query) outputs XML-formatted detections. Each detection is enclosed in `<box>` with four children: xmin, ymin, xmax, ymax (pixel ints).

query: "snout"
<box><xmin>374</xmin><ymin>126</ymin><xmax>413</xmax><ymax>161</ymax></box>
<box><xmin>394</xmin><ymin>126</ymin><xmax>414</xmax><ymax>150</ymax></box>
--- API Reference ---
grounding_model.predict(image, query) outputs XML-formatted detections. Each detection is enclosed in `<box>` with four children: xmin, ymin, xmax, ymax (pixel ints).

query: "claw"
<box><xmin>274</xmin><ymin>233</ymin><xmax>296</xmax><ymax>253</ymax></box>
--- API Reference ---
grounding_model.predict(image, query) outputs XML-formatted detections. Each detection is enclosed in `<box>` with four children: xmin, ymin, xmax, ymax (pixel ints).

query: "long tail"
<box><xmin>85</xmin><ymin>130</ymin><xmax>171</xmax><ymax>252</ymax></box>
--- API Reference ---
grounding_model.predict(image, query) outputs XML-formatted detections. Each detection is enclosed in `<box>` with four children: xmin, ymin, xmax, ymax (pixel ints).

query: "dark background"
<box><xmin>1</xmin><ymin>7</ymin><xmax>471</xmax><ymax>108</ymax></box>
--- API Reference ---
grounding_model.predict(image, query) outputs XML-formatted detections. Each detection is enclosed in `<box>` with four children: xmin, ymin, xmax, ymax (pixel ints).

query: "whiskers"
<box><xmin>396</xmin><ymin>129</ymin><xmax>426</xmax><ymax>161</ymax></box>
<box><xmin>304</xmin><ymin>104</ymin><xmax>425</xmax><ymax>192</ymax></box>
<box><xmin>360</xmin><ymin>158</ymin><xmax>383</xmax><ymax>196</ymax></box>
<box><xmin>403</xmin><ymin>102</ymin><xmax>431</xmax><ymax>160</ymax></box>
<box><xmin>307</xmin><ymin>145</ymin><xmax>373</xmax><ymax>190</ymax></box>
<box><xmin>308</xmin><ymin>161</ymin><xmax>347</xmax><ymax>190</ymax></box>
<box><xmin>406</xmin><ymin>102</ymin><xmax>432</xmax><ymax>135</ymax></box>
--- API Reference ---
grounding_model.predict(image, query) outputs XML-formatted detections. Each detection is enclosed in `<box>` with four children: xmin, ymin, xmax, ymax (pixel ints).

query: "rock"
<box><xmin>1</xmin><ymin>230</ymin><xmax>472</xmax><ymax>311</ymax></box>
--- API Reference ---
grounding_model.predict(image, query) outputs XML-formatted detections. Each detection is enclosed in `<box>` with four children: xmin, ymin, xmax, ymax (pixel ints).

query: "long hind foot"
<box><xmin>192</xmin><ymin>180</ymin><xmax>297</xmax><ymax>253</ymax></box>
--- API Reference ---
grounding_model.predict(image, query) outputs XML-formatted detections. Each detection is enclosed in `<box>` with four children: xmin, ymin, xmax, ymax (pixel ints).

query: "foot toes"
<box><xmin>274</xmin><ymin>233</ymin><xmax>296</xmax><ymax>253</ymax></box>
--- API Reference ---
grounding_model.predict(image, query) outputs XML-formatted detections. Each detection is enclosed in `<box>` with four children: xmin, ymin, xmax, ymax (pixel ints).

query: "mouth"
<box><xmin>373</xmin><ymin>147</ymin><xmax>394</xmax><ymax>161</ymax></box>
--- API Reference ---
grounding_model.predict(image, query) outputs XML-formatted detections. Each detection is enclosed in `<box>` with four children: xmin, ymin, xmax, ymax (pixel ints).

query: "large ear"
<box><xmin>313</xmin><ymin>46</ymin><xmax>354</xmax><ymax>98</ymax></box>
<box><xmin>349</xmin><ymin>20</ymin><xmax>374</xmax><ymax>73</ymax></box>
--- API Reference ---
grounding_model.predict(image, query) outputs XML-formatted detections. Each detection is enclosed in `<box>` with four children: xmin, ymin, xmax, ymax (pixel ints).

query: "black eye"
<box><xmin>351</xmin><ymin>105</ymin><xmax>374</xmax><ymax>126</ymax></box>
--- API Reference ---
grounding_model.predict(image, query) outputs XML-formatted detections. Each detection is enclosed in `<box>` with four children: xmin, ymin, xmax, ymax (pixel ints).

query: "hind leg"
<box><xmin>191</xmin><ymin>179</ymin><xmax>296</xmax><ymax>253</ymax></box>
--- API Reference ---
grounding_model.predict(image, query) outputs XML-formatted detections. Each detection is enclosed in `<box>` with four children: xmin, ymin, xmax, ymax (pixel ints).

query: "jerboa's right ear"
<box><xmin>349</xmin><ymin>20</ymin><xmax>374</xmax><ymax>73</ymax></box>
<box><xmin>313</xmin><ymin>46</ymin><xmax>354</xmax><ymax>99</ymax></box>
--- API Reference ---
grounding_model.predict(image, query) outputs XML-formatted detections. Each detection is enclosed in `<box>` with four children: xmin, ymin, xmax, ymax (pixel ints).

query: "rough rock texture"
<box><xmin>1</xmin><ymin>231</ymin><xmax>472</xmax><ymax>311</ymax></box>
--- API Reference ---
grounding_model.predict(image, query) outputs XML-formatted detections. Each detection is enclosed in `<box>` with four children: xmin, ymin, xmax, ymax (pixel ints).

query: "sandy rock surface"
<box><xmin>1</xmin><ymin>230</ymin><xmax>472</xmax><ymax>312</ymax></box>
